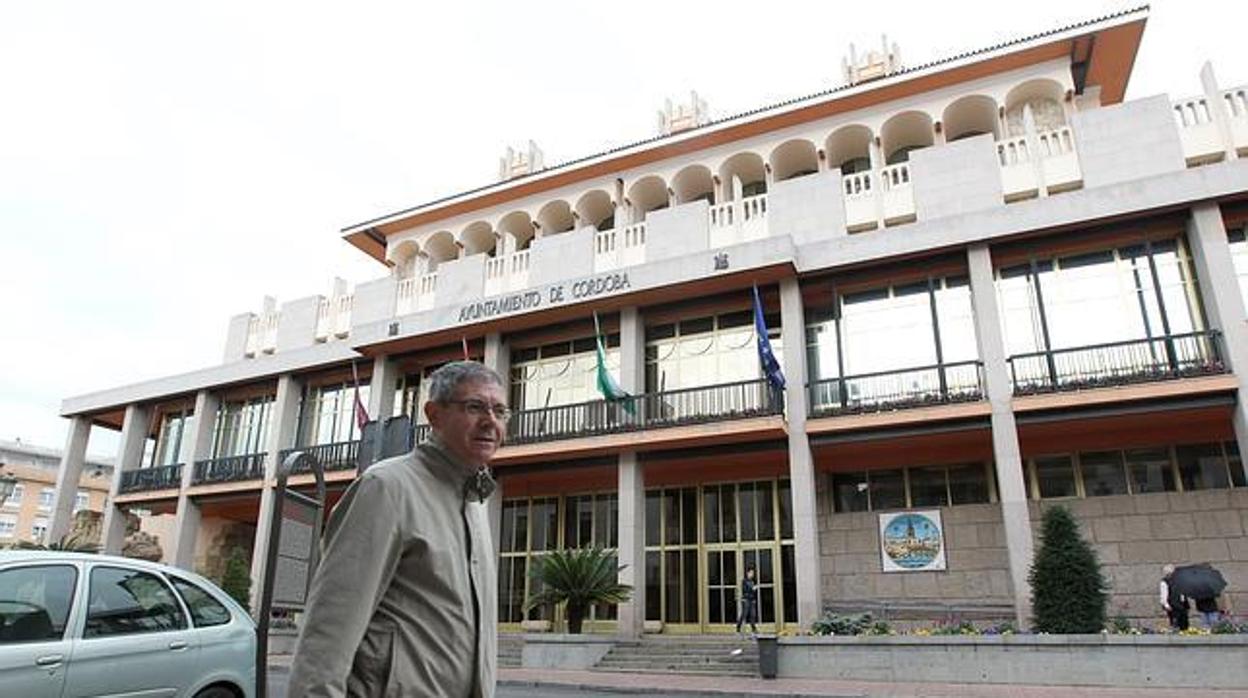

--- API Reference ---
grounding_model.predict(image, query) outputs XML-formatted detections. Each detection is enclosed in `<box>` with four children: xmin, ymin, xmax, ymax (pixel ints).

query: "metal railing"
<box><xmin>506</xmin><ymin>379</ymin><xmax>784</xmax><ymax>446</ymax></box>
<box><xmin>279</xmin><ymin>440</ymin><xmax>359</xmax><ymax>474</ymax></box>
<box><xmin>119</xmin><ymin>463</ymin><xmax>183</xmax><ymax>493</ymax></box>
<box><xmin>1007</xmin><ymin>331</ymin><xmax>1225</xmax><ymax>395</ymax></box>
<box><xmin>808</xmin><ymin>361</ymin><xmax>984</xmax><ymax>417</ymax></box>
<box><xmin>192</xmin><ymin>452</ymin><xmax>268</xmax><ymax>485</ymax></box>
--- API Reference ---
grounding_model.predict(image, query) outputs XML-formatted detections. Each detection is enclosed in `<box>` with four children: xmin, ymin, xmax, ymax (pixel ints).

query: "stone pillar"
<box><xmin>616</xmin><ymin>306</ymin><xmax>646</xmax><ymax>637</ymax></box>
<box><xmin>48</xmin><ymin>416</ymin><xmax>91</xmax><ymax>542</ymax></box>
<box><xmin>485</xmin><ymin>332</ymin><xmax>510</xmax><ymax>385</ymax></box>
<box><xmin>1186</xmin><ymin>204</ymin><xmax>1248</xmax><ymax>475</ymax></box>
<box><xmin>489</xmin><ymin>478</ymin><xmax>504</xmax><ymax>558</ymax></box>
<box><xmin>249</xmin><ymin>374</ymin><xmax>302</xmax><ymax>616</ymax></box>
<box><xmin>368</xmin><ymin>355</ymin><xmax>399</xmax><ymax>421</ymax></box>
<box><xmin>967</xmin><ymin>244</ymin><xmax>1034</xmax><ymax>627</ymax></box>
<box><xmin>779</xmin><ymin>278</ymin><xmax>823</xmax><ymax>627</ymax></box>
<box><xmin>170</xmin><ymin>390</ymin><xmax>218</xmax><ymax>570</ymax></box>
<box><xmin>101</xmin><ymin>404</ymin><xmax>152</xmax><ymax>554</ymax></box>
<box><xmin>1200</xmin><ymin>62</ymin><xmax>1238</xmax><ymax>163</ymax></box>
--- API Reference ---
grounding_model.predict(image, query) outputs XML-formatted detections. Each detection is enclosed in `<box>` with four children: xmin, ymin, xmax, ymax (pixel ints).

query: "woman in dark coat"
<box><xmin>736</xmin><ymin>565</ymin><xmax>759</xmax><ymax>635</ymax></box>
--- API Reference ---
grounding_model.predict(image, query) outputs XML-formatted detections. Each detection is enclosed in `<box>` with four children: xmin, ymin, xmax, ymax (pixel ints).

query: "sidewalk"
<box><xmin>498</xmin><ymin>667</ymin><xmax>1248</xmax><ymax>698</ymax></box>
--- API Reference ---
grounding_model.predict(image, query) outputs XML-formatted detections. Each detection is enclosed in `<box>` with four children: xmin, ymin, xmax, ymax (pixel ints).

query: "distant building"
<box><xmin>0</xmin><ymin>440</ymin><xmax>112</xmax><ymax>545</ymax></box>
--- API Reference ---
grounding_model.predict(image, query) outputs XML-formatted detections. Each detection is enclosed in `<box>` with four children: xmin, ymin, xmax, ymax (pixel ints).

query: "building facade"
<box><xmin>0</xmin><ymin>440</ymin><xmax>111</xmax><ymax>546</ymax></box>
<box><xmin>53</xmin><ymin>7</ymin><xmax>1248</xmax><ymax>631</ymax></box>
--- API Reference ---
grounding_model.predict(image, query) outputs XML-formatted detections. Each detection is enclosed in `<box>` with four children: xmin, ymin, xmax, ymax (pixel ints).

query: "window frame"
<box><xmin>82</xmin><ymin>564</ymin><xmax>189</xmax><ymax>640</ymax></box>
<box><xmin>0</xmin><ymin>563</ymin><xmax>80</xmax><ymax>645</ymax></box>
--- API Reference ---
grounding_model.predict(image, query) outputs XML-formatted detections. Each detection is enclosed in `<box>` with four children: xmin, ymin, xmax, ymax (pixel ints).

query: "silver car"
<box><xmin>0</xmin><ymin>551</ymin><xmax>256</xmax><ymax>698</ymax></box>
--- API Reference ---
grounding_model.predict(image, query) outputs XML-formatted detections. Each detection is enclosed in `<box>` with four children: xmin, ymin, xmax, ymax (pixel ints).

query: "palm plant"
<box><xmin>523</xmin><ymin>547</ymin><xmax>632</xmax><ymax>634</ymax></box>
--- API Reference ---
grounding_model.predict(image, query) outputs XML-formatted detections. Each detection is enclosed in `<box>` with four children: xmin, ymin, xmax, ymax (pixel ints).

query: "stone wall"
<box><xmin>816</xmin><ymin>479</ymin><xmax>1248</xmax><ymax>624</ymax></box>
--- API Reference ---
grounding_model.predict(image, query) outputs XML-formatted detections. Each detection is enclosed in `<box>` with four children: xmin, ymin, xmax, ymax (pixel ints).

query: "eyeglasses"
<box><xmin>444</xmin><ymin>399</ymin><xmax>512</xmax><ymax>422</ymax></box>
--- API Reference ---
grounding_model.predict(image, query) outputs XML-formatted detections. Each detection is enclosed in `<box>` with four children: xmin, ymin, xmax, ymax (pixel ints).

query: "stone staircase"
<box><xmin>498</xmin><ymin>633</ymin><xmax>523</xmax><ymax>668</ymax></box>
<box><xmin>592</xmin><ymin>635</ymin><xmax>760</xmax><ymax>677</ymax></box>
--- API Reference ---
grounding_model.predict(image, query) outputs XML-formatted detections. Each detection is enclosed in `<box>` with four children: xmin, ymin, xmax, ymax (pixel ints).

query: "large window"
<box><xmin>1023</xmin><ymin>441</ymin><xmax>1244</xmax><ymax>499</ymax></box>
<box><xmin>645</xmin><ymin>311</ymin><xmax>780</xmax><ymax>393</ymax></box>
<box><xmin>998</xmin><ymin>239</ymin><xmax>1205</xmax><ymax>357</ymax></box>
<box><xmin>299</xmin><ymin>382</ymin><xmax>371</xmax><ymax>446</ymax></box>
<box><xmin>3</xmin><ymin>484</ymin><xmax>22</xmax><ymax>509</ymax></box>
<box><xmin>830</xmin><ymin>463</ymin><xmax>993</xmax><ymax>513</ymax></box>
<box><xmin>211</xmin><ymin>396</ymin><xmax>274</xmax><ymax>458</ymax></box>
<box><xmin>511</xmin><ymin>336</ymin><xmax>619</xmax><ymax>411</ymax></box>
<box><xmin>151</xmin><ymin>410</ymin><xmax>193</xmax><ymax>467</ymax></box>
<box><xmin>0</xmin><ymin>565</ymin><xmax>77</xmax><ymax>644</ymax></box>
<box><xmin>1230</xmin><ymin>228</ymin><xmax>1248</xmax><ymax>311</ymax></box>
<box><xmin>0</xmin><ymin>515</ymin><xmax>16</xmax><ymax>538</ymax></box>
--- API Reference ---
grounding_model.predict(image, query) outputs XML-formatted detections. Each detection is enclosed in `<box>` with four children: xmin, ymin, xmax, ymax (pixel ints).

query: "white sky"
<box><xmin>1</xmin><ymin>0</ymin><xmax>1243</xmax><ymax>459</ymax></box>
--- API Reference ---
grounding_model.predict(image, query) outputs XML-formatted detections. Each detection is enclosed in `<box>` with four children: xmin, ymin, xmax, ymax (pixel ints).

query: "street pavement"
<box><xmin>266</xmin><ymin>661</ymin><xmax>1248</xmax><ymax>697</ymax></box>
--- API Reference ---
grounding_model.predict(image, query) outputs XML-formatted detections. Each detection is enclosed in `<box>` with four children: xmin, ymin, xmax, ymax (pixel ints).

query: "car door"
<box><xmin>0</xmin><ymin>561</ymin><xmax>81</xmax><ymax>698</ymax></box>
<box><xmin>61</xmin><ymin>563</ymin><xmax>199</xmax><ymax>698</ymax></box>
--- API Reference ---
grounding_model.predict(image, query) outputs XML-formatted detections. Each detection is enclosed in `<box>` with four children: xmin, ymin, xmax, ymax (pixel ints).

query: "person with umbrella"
<box><xmin>1167</xmin><ymin>563</ymin><xmax>1229</xmax><ymax>629</ymax></box>
<box><xmin>1159</xmin><ymin>564</ymin><xmax>1190</xmax><ymax>631</ymax></box>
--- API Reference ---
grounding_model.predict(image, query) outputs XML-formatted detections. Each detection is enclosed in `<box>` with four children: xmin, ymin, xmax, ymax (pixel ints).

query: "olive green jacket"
<box><xmin>288</xmin><ymin>438</ymin><xmax>497</xmax><ymax>697</ymax></box>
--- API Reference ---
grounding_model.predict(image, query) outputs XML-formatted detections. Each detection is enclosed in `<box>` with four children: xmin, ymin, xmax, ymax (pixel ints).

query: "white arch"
<box><xmin>880</xmin><ymin>110</ymin><xmax>934</xmax><ymax>164</ymax></box>
<box><xmin>536</xmin><ymin>199</ymin><xmax>575</xmax><ymax>236</ymax></box>
<box><xmin>1004</xmin><ymin>78</ymin><xmax>1067</xmax><ymax>136</ymax></box>
<box><xmin>718</xmin><ymin>151</ymin><xmax>766</xmax><ymax>200</ymax></box>
<box><xmin>423</xmin><ymin>230</ymin><xmax>458</xmax><ymax>269</ymax></box>
<box><xmin>824</xmin><ymin>124</ymin><xmax>873</xmax><ymax>174</ymax></box>
<box><xmin>497</xmin><ymin>210</ymin><xmax>534</xmax><ymax>252</ymax></box>
<box><xmin>627</xmin><ymin>175</ymin><xmax>669</xmax><ymax>221</ymax></box>
<box><xmin>459</xmin><ymin>221</ymin><xmax>496</xmax><ymax>257</ymax></box>
<box><xmin>575</xmin><ymin>189</ymin><xmax>615</xmax><ymax>231</ymax></box>
<box><xmin>942</xmin><ymin>95</ymin><xmax>1000</xmax><ymax>142</ymax></box>
<box><xmin>671</xmin><ymin>164</ymin><xmax>714</xmax><ymax>204</ymax></box>
<box><xmin>769</xmin><ymin>139</ymin><xmax>818</xmax><ymax>182</ymax></box>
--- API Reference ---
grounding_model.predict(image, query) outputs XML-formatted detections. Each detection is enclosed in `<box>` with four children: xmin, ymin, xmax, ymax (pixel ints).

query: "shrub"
<box><xmin>220</xmin><ymin>547</ymin><xmax>252</xmax><ymax>614</ymax></box>
<box><xmin>810</xmin><ymin>612</ymin><xmax>891</xmax><ymax>636</ymax></box>
<box><xmin>523</xmin><ymin>547</ymin><xmax>632</xmax><ymax>634</ymax></box>
<box><xmin>1028</xmin><ymin>506</ymin><xmax>1108</xmax><ymax>633</ymax></box>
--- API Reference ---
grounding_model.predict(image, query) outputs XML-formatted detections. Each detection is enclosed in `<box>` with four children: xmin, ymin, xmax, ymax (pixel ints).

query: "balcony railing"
<box><xmin>119</xmin><ymin>463</ymin><xmax>183</xmax><ymax>494</ymax></box>
<box><xmin>506</xmin><ymin>379</ymin><xmax>784</xmax><ymax>446</ymax></box>
<box><xmin>192</xmin><ymin>452</ymin><xmax>268</xmax><ymax>485</ymax></box>
<box><xmin>279</xmin><ymin>440</ymin><xmax>360</xmax><ymax>474</ymax></box>
<box><xmin>1007</xmin><ymin>331</ymin><xmax>1225</xmax><ymax>396</ymax></box>
<box><xmin>808</xmin><ymin>361</ymin><xmax>985</xmax><ymax>417</ymax></box>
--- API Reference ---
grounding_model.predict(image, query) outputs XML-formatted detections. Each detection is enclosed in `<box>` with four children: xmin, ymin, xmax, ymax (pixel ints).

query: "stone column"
<box><xmin>48</xmin><ymin>416</ymin><xmax>91</xmax><ymax>542</ymax></box>
<box><xmin>616</xmin><ymin>307</ymin><xmax>647</xmax><ymax>637</ymax></box>
<box><xmin>1200</xmin><ymin>62</ymin><xmax>1239</xmax><ymax>163</ymax></box>
<box><xmin>101</xmin><ymin>404</ymin><xmax>152</xmax><ymax>554</ymax></box>
<box><xmin>779</xmin><ymin>278</ymin><xmax>823</xmax><ymax>627</ymax></box>
<box><xmin>170</xmin><ymin>390</ymin><xmax>218</xmax><ymax>570</ymax></box>
<box><xmin>249</xmin><ymin>374</ymin><xmax>302</xmax><ymax>616</ymax></box>
<box><xmin>489</xmin><ymin>478</ymin><xmax>504</xmax><ymax>558</ymax></box>
<box><xmin>967</xmin><ymin>244</ymin><xmax>1034</xmax><ymax>627</ymax></box>
<box><xmin>485</xmin><ymin>333</ymin><xmax>510</xmax><ymax>385</ymax></box>
<box><xmin>368</xmin><ymin>355</ymin><xmax>399</xmax><ymax>422</ymax></box>
<box><xmin>1186</xmin><ymin>204</ymin><xmax>1248</xmax><ymax>474</ymax></box>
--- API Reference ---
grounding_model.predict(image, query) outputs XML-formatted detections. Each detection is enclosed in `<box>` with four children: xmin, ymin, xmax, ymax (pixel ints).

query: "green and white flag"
<box><xmin>593</xmin><ymin>312</ymin><xmax>632</xmax><ymax>410</ymax></box>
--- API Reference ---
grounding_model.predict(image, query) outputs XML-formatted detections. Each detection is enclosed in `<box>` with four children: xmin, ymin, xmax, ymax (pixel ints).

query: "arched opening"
<box><xmin>423</xmin><ymin>231</ymin><xmax>458</xmax><ymax>270</ymax></box>
<box><xmin>498</xmin><ymin>211</ymin><xmax>535</xmax><ymax>252</ymax></box>
<box><xmin>825</xmin><ymin>125</ymin><xmax>873</xmax><ymax>175</ymax></box>
<box><xmin>387</xmin><ymin>239</ymin><xmax>421</xmax><ymax>277</ymax></box>
<box><xmin>769</xmin><ymin>139</ymin><xmax>818</xmax><ymax>182</ymax></box>
<box><xmin>880</xmin><ymin>111</ymin><xmax>935</xmax><ymax>164</ymax></box>
<box><xmin>671</xmin><ymin>164</ymin><xmax>714</xmax><ymax>205</ymax></box>
<box><xmin>943</xmin><ymin>95</ymin><xmax>1000</xmax><ymax>142</ymax></box>
<box><xmin>718</xmin><ymin>152</ymin><xmax>767</xmax><ymax>200</ymax></box>
<box><xmin>460</xmin><ymin>221</ymin><xmax>496</xmax><ymax>258</ymax></box>
<box><xmin>536</xmin><ymin>200</ymin><xmax>575</xmax><ymax>237</ymax></box>
<box><xmin>576</xmin><ymin>189</ymin><xmax>615</xmax><ymax>231</ymax></box>
<box><xmin>1004</xmin><ymin>79</ymin><xmax>1067</xmax><ymax>137</ymax></box>
<box><xmin>627</xmin><ymin>175</ymin><xmax>669</xmax><ymax>222</ymax></box>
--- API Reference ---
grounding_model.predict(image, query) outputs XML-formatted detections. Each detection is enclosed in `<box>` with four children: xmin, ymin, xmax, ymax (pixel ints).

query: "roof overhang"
<box><xmin>343</xmin><ymin>7</ymin><xmax>1149</xmax><ymax>263</ymax></box>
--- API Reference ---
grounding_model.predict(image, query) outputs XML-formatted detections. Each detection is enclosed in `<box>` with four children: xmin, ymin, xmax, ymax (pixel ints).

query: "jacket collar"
<box><xmin>420</xmin><ymin>434</ymin><xmax>496</xmax><ymax>502</ymax></box>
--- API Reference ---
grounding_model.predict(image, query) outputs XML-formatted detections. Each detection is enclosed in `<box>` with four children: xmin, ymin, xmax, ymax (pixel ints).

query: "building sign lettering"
<box><xmin>457</xmin><ymin>272</ymin><xmax>631</xmax><ymax>323</ymax></box>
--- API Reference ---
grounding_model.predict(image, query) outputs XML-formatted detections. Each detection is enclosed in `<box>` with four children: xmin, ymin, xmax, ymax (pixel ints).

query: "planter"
<box><xmin>520</xmin><ymin>633</ymin><xmax>616</xmax><ymax>670</ymax></box>
<box><xmin>777</xmin><ymin>634</ymin><xmax>1248</xmax><ymax>689</ymax></box>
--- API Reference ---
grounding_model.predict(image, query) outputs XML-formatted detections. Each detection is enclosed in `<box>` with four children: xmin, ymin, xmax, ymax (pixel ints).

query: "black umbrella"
<box><xmin>1169</xmin><ymin>564</ymin><xmax>1227</xmax><ymax>600</ymax></box>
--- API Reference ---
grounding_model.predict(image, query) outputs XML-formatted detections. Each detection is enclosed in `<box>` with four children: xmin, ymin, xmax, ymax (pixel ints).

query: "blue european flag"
<box><xmin>753</xmin><ymin>285</ymin><xmax>786</xmax><ymax>390</ymax></box>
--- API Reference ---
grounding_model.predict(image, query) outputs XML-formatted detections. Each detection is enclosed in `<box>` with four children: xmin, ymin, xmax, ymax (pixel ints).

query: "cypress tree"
<box><xmin>221</xmin><ymin>547</ymin><xmax>253</xmax><ymax>614</ymax></box>
<box><xmin>1028</xmin><ymin>505</ymin><xmax>1108</xmax><ymax>633</ymax></box>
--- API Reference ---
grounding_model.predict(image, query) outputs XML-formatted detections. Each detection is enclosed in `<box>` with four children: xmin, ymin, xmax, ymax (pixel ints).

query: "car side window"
<box><xmin>84</xmin><ymin>566</ymin><xmax>187</xmax><ymax>638</ymax></box>
<box><xmin>0</xmin><ymin>565</ymin><xmax>78</xmax><ymax>644</ymax></box>
<box><xmin>169</xmin><ymin>576</ymin><xmax>231</xmax><ymax>627</ymax></box>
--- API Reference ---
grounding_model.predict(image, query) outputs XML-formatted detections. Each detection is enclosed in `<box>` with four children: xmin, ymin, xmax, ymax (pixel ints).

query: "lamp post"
<box><xmin>0</xmin><ymin>473</ymin><xmax>16</xmax><ymax>507</ymax></box>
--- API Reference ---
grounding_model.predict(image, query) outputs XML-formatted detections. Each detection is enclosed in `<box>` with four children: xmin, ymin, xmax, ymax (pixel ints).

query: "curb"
<box><xmin>497</xmin><ymin>679</ymin><xmax>864</xmax><ymax>698</ymax></box>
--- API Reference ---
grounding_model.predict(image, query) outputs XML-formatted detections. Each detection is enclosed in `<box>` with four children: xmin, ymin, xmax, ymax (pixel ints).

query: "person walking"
<box><xmin>736</xmin><ymin>565</ymin><xmax>760</xmax><ymax>636</ymax></box>
<box><xmin>1160</xmin><ymin>564</ymin><xmax>1190</xmax><ymax>632</ymax></box>
<box><xmin>288</xmin><ymin>361</ymin><xmax>507</xmax><ymax>698</ymax></box>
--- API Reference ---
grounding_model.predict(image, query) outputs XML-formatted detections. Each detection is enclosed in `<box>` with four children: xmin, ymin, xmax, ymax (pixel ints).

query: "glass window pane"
<box><xmin>703</xmin><ymin>489</ymin><xmax>720</xmax><ymax>544</ymax></box>
<box><xmin>645</xmin><ymin>491</ymin><xmax>660</xmax><ymax>546</ymax></box>
<box><xmin>85</xmin><ymin>566</ymin><xmax>187</xmax><ymax>637</ymax></box>
<box><xmin>869</xmin><ymin>469</ymin><xmax>906</xmax><ymax>510</ymax></box>
<box><xmin>664</xmin><ymin>551</ymin><xmax>680</xmax><ymax>622</ymax></box>
<box><xmin>681</xmin><ymin>489</ymin><xmax>698</xmax><ymax>545</ymax></box>
<box><xmin>0</xmin><ymin>565</ymin><xmax>77</xmax><ymax>644</ymax></box>
<box><xmin>778</xmin><ymin>480</ymin><xmax>793</xmax><ymax>540</ymax></box>
<box><xmin>1124</xmin><ymin>448</ymin><xmax>1176</xmax><ymax>494</ymax></box>
<box><xmin>738</xmin><ymin>485</ymin><xmax>758</xmax><ymax>541</ymax></box>
<box><xmin>782</xmin><ymin>545</ymin><xmax>797</xmax><ymax>624</ymax></box>
<box><xmin>948</xmin><ymin>463</ymin><xmax>990</xmax><ymax>505</ymax></box>
<box><xmin>908</xmin><ymin>466</ymin><xmax>949</xmax><ymax>507</ymax></box>
<box><xmin>1176</xmin><ymin>444</ymin><xmax>1231</xmax><ymax>491</ymax></box>
<box><xmin>832</xmin><ymin>472</ymin><xmax>869</xmax><ymax>513</ymax></box>
<box><xmin>645</xmin><ymin>552</ymin><xmax>661</xmax><ymax>621</ymax></box>
<box><xmin>663</xmin><ymin>491</ymin><xmax>680</xmax><ymax>546</ymax></box>
<box><xmin>169</xmin><ymin>577</ymin><xmax>231</xmax><ymax>627</ymax></box>
<box><xmin>1035</xmin><ymin>456</ymin><xmax>1077</xmax><ymax>498</ymax></box>
<box><xmin>757</xmin><ymin>482</ymin><xmax>775</xmax><ymax>540</ymax></box>
<box><xmin>1080</xmin><ymin>451</ymin><xmax>1129</xmax><ymax>497</ymax></box>
<box><xmin>1228</xmin><ymin>441</ymin><xmax>1245</xmax><ymax>488</ymax></box>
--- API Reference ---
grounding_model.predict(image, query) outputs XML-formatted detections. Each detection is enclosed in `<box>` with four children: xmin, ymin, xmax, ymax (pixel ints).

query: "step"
<box><xmin>593</xmin><ymin>665</ymin><xmax>758</xmax><ymax>678</ymax></box>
